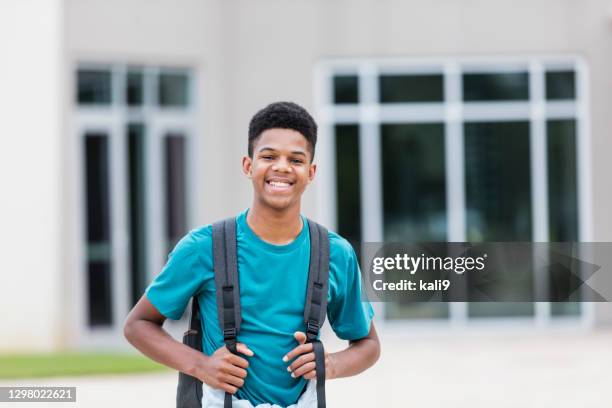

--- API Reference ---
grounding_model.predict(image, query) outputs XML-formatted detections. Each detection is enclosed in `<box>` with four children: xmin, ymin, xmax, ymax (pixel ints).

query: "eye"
<box><xmin>291</xmin><ymin>158</ymin><xmax>304</xmax><ymax>164</ymax></box>
<box><xmin>261</xmin><ymin>155</ymin><xmax>275</xmax><ymax>160</ymax></box>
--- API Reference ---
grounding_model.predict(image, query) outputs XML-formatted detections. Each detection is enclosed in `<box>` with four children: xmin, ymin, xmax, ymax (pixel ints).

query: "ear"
<box><xmin>242</xmin><ymin>156</ymin><xmax>253</xmax><ymax>178</ymax></box>
<box><xmin>307</xmin><ymin>163</ymin><xmax>317</xmax><ymax>183</ymax></box>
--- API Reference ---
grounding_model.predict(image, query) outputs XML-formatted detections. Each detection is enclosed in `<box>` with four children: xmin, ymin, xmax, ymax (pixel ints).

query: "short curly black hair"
<box><xmin>248</xmin><ymin>101</ymin><xmax>318</xmax><ymax>161</ymax></box>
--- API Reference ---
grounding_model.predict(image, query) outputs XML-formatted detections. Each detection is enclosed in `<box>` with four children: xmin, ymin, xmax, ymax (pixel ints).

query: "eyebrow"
<box><xmin>258</xmin><ymin>147</ymin><xmax>307</xmax><ymax>157</ymax></box>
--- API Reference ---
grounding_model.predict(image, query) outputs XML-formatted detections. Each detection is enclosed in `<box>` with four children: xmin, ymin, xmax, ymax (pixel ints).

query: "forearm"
<box><xmin>327</xmin><ymin>331</ymin><xmax>380</xmax><ymax>379</ymax></box>
<box><xmin>124</xmin><ymin>319</ymin><xmax>206</xmax><ymax>377</ymax></box>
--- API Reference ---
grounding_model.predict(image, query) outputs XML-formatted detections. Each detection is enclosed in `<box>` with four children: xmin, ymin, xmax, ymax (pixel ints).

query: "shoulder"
<box><xmin>323</xmin><ymin>229</ymin><xmax>362</xmax><ymax>302</ymax></box>
<box><xmin>325</xmin><ymin>229</ymin><xmax>359</xmax><ymax>275</ymax></box>
<box><xmin>327</xmin><ymin>229</ymin><xmax>357</xmax><ymax>261</ymax></box>
<box><xmin>170</xmin><ymin>224</ymin><xmax>213</xmax><ymax>261</ymax></box>
<box><xmin>188</xmin><ymin>224</ymin><xmax>213</xmax><ymax>246</ymax></box>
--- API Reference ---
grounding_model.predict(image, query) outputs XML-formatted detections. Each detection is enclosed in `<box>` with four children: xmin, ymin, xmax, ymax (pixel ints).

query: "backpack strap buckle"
<box><xmin>306</xmin><ymin>320</ymin><xmax>320</xmax><ymax>338</ymax></box>
<box><xmin>223</xmin><ymin>328</ymin><xmax>237</xmax><ymax>341</ymax></box>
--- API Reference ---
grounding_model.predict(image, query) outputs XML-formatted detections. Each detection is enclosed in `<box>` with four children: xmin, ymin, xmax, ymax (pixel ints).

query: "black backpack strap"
<box><xmin>312</xmin><ymin>341</ymin><xmax>326</xmax><ymax>407</ymax></box>
<box><xmin>176</xmin><ymin>297</ymin><xmax>203</xmax><ymax>408</ymax></box>
<box><xmin>304</xmin><ymin>220</ymin><xmax>330</xmax><ymax>338</ymax></box>
<box><xmin>212</xmin><ymin>217</ymin><xmax>241</xmax><ymax>408</ymax></box>
<box><xmin>304</xmin><ymin>219</ymin><xmax>330</xmax><ymax>408</ymax></box>
<box><xmin>189</xmin><ymin>296</ymin><xmax>201</xmax><ymax>333</ymax></box>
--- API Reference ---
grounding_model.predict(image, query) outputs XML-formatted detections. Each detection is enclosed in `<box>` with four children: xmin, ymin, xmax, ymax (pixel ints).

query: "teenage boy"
<box><xmin>124</xmin><ymin>101</ymin><xmax>380</xmax><ymax>407</ymax></box>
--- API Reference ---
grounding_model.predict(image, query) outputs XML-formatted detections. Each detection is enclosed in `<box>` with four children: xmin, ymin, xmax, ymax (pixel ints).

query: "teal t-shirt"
<box><xmin>146</xmin><ymin>210</ymin><xmax>374</xmax><ymax>407</ymax></box>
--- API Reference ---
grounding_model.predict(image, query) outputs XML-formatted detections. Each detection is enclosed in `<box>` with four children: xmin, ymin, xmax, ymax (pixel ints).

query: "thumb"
<box><xmin>293</xmin><ymin>331</ymin><xmax>307</xmax><ymax>345</ymax></box>
<box><xmin>236</xmin><ymin>342</ymin><xmax>255</xmax><ymax>356</ymax></box>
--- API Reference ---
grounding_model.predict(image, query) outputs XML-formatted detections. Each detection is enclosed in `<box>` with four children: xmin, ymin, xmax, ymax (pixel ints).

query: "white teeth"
<box><xmin>269</xmin><ymin>181</ymin><xmax>290</xmax><ymax>187</ymax></box>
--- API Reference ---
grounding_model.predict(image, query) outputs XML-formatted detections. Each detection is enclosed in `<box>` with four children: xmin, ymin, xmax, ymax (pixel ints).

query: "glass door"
<box><xmin>75</xmin><ymin>64</ymin><xmax>194</xmax><ymax>343</ymax></box>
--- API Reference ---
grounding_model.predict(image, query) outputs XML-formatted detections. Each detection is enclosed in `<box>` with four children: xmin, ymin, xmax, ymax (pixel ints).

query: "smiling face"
<box><xmin>242</xmin><ymin>128</ymin><xmax>316</xmax><ymax>212</ymax></box>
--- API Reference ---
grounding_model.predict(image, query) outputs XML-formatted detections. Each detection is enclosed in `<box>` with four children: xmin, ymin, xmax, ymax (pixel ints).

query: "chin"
<box><xmin>260</xmin><ymin>195</ymin><xmax>296</xmax><ymax>211</ymax></box>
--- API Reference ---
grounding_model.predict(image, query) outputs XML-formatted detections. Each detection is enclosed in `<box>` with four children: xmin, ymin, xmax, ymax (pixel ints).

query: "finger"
<box><xmin>229</xmin><ymin>354</ymin><xmax>250</xmax><ymax>369</ymax></box>
<box><xmin>221</xmin><ymin>383</ymin><xmax>238</xmax><ymax>395</ymax></box>
<box><xmin>303</xmin><ymin>371</ymin><xmax>316</xmax><ymax>380</ymax></box>
<box><xmin>288</xmin><ymin>352</ymin><xmax>315</xmax><ymax>373</ymax></box>
<box><xmin>221</xmin><ymin>373</ymin><xmax>245</xmax><ymax>388</ymax></box>
<box><xmin>293</xmin><ymin>331</ymin><xmax>307</xmax><ymax>345</ymax></box>
<box><xmin>236</xmin><ymin>343</ymin><xmax>254</xmax><ymax>356</ymax></box>
<box><xmin>215</xmin><ymin>345</ymin><xmax>229</xmax><ymax>355</ymax></box>
<box><xmin>283</xmin><ymin>343</ymin><xmax>314</xmax><ymax>362</ymax></box>
<box><xmin>224</xmin><ymin>364</ymin><xmax>248</xmax><ymax>379</ymax></box>
<box><xmin>292</xmin><ymin>361</ymin><xmax>316</xmax><ymax>378</ymax></box>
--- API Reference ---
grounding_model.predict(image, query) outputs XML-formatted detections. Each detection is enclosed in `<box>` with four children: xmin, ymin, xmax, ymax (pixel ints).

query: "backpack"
<box><xmin>177</xmin><ymin>217</ymin><xmax>330</xmax><ymax>408</ymax></box>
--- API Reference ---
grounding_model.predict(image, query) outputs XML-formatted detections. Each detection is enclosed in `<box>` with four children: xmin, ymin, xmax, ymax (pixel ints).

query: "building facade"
<box><xmin>2</xmin><ymin>0</ymin><xmax>612</xmax><ymax>351</ymax></box>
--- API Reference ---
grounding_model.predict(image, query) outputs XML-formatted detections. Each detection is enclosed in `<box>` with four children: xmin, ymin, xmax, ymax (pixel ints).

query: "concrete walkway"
<box><xmin>2</xmin><ymin>329</ymin><xmax>610</xmax><ymax>407</ymax></box>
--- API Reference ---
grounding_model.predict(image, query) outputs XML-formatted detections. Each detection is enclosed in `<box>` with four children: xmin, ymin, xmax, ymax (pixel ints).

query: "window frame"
<box><xmin>314</xmin><ymin>56</ymin><xmax>594</xmax><ymax>332</ymax></box>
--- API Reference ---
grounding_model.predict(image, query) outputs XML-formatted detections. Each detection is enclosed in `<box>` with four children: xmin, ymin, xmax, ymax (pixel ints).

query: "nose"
<box><xmin>271</xmin><ymin>157</ymin><xmax>292</xmax><ymax>173</ymax></box>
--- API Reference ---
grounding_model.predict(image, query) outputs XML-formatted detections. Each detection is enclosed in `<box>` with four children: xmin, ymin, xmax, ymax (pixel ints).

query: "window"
<box><xmin>380</xmin><ymin>74</ymin><xmax>444</xmax><ymax>103</ymax></box>
<box><xmin>126</xmin><ymin>70</ymin><xmax>144</xmax><ymax>106</ymax></box>
<box><xmin>127</xmin><ymin>123</ymin><xmax>147</xmax><ymax>308</ymax></box>
<box><xmin>76</xmin><ymin>65</ymin><xmax>195</xmax><ymax>329</ymax></box>
<box><xmin>84</xmin><ymin>133</ymin><xmax>113</xmax><ymax>326</ymax></box>
<box><xmin>319</xmin><ymin>58</ymin><xmax>587</xmax><ymax>324</ymax></box>
<box><xmin>164</xmin><ymin>133</ymin><xmax>188</xmax><ymax>253</ymax></box>
<box><xmin>77</xmin><ymin>69</ymin><xmax>112</xmax><ymax>105</ymax></box>
<box><xmin>463</xmin><ymin>72</ymin><xmax>529</xmax><ymax>101</ymax></box>
<box><xmin>159</xmin><ymin>72</ymin><xmax>190</xmax><ymax>107</ymax></box>
<box><xmin>334</xmin><ymin>125</ymin><xmax>361</xmax><ymax>255</ymax></box>
<box><xmin>546</xmin><ymin>71</ymin><xmax>575</xmax><ymax>100</ymax></box>
<box><xmin>333</xmin><ymin>75</ymin><xmax>359</xmax><ymax>104</ymax></box>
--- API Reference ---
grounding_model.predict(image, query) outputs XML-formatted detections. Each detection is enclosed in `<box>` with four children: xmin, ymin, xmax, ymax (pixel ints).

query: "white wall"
<box><xmin>0</xmin><ymin>0</ymin><xmax>64</xmax><ymax>350</ymax></box>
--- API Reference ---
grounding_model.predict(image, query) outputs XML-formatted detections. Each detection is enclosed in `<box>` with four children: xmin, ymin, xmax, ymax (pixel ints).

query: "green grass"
<box><xmin>0</xmin><ymin>353</ymin><xmax>170</xmax><ymax>379</ymax></box>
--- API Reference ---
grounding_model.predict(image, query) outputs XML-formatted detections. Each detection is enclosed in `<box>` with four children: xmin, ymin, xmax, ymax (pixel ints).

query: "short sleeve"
<box><xmin>145</xmin><ymin>232</ymin><xmax>206</xmax><ymax>320</ymax></box>
<box><xmin>327</xmin><ymin>236</ymin><xmax>375</xmax><ymax>340</ymax></box>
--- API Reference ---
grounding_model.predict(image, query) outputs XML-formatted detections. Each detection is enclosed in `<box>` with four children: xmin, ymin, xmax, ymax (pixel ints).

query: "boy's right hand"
<box><xmin>196</xmin><ymin>343</ymin><xmax>254</xmax><ymax>394</ymax></box>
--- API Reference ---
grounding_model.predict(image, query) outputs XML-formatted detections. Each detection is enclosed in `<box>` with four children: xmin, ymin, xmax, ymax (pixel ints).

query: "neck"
<box><xmin>246</xmin><ymin>201</ymin><xmax>303</xmax><ymax>245</ymax></box>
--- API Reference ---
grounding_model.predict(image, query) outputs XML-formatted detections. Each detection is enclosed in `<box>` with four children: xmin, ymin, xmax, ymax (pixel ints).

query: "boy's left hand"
<box><xmin>283</xmin><ymin>331</ymin><xmax>335</xmax><ymax>380</ymax></box>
